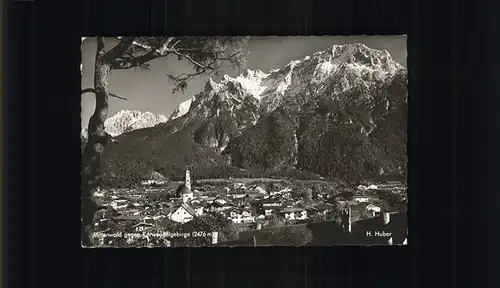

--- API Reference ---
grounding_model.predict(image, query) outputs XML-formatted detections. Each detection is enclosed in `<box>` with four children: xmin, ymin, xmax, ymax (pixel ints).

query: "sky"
<box><xmin>81</xmin><ymin>36</ymin><xmax>407</xmax><ymax>128</ymax></box>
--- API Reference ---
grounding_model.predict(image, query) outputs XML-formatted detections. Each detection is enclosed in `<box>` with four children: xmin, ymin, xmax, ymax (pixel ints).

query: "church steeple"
<box><xmin>185</xmin><ymin>169</ymin><xmax>191</xmax><ymax>191</ymax></box>
<box><xmin>181</xmin><ymin>169</ymin><xmax>193</xmax><ymax>204</ymax></box>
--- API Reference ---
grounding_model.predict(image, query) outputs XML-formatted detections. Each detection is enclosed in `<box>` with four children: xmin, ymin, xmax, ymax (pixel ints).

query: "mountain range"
<box><xmin>81</xmin><ymin>110</ymin><xmax>168</xmax><ymax>150</ymax></box>
<box><xmin>85</xmin><ymin>43</ymin><xmax>408</xmax><ymax>185</ymax></box>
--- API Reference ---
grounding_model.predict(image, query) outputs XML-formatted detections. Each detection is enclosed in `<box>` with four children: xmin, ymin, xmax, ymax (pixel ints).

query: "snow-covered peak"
<box><xmin>167</xmin><ymin>42</ymin><xmax>405</xmax><ymax>128</ymax></box>
<box><xmin>241</xmin><ymin>69</ymin><xmax>269</xmax><ymax>79</ymax></box>
<box><xmin>327</xmin><ymin>43</ymin><xmax>403</xmax><ymax>74</ymax></box>
<box><xmin>103</xmin><ymin>110</ymin><xmax>168</xmax><ymax>136</ymax></box>
<box><xmin>218</xmin><ymin>69</ymin><xmax>270</xmax><ymax>100</ymax></box>
<box><xmin>169</xmin><ymin>98</ymin><xmax>193</xmax><ymax>120</ymax></box>
<box><xmin>191</xmin><ymin>43</ymin><xmax>404</xmax><ymax>117</ymax></box>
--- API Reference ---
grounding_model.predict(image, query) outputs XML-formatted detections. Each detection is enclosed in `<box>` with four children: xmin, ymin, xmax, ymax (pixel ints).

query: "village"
<box><xmin>90</xmin><ymin>170</ymin><xmax>408</xmax><ymax>247</ymax></box>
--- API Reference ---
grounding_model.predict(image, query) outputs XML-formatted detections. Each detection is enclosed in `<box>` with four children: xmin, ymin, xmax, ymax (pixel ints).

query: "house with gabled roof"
<box><xmin>170</xmin><ymin>203</ymin><xmax>196</xmax><ymax>223</ymax></box>
<box><xmin>366</xmin><ymin>203</ymin><xmax>382</xmax><ymax>216</ymax></box>
<box><xmin>229</xmin><ymin>188</ymin><xmax>247</xmax><ymax>199</ymax></box>
<box><xmin>352</xmin><ymin>191</ymin><xmax>371</xmax><ymax>203</ymax></box>
<box><xmin>226</xmin><ymin>208</ymin><xmax>243</xmax><ymax>223</ymax></box>
<box><xmin>242</xmin><ymin>208</ymin><xmax>252</xmax><ymax>216</ymax></box>
<box><xmin>280</xmin><ymin>207</ymin><xmax>307</xmax><ymax>220</ymax></box>
<box><xmin>227</xmin><ymin>207</ymin><xmax>241</xmax><ymax>218</ymax></box>
<box><xmin>241</xmin><ymin>208</ymin><xmax>255</xmax><ymax>223</ymax></box>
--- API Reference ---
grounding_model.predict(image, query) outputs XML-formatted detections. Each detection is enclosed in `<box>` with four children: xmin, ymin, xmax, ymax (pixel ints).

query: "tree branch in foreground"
<box><xmin>106</xmin><ymin>37</ymin><xmax>248</xmax><ymax>93</ymax></box>
<box><xmin>103</xmin><ymin>37</ymin><xmax>135</xmax><ymax>62</ymax></box>
<box><xmin>81</xmin><ymin>88</ymin><xmax>128</xmax><ymax>100</ymax></box>
<box><xmin>110</xmin><ymin>37</ymin><xmax>176</xmax><ymax>70</ymax></box>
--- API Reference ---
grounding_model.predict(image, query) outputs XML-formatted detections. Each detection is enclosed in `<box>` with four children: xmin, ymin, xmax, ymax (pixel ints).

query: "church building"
<box><xmin>181</xmin><ymin>169</ymin><xmax>194</xmax><ymax>204</ymax></box>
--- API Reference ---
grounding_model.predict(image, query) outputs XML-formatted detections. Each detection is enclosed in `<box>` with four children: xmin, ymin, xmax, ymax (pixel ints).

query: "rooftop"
<box><xmin>179</xmin><ymin>203</ymin><xmax>197</xmax><ymax>216</ymax></box>
<box><xmin>282</xmin><ymin>207</ymin><xmax>305</xmax><ymax>213</ymax></box>
<box><xmin>180</xmin><ymin>185</ymin><xmax>192</xmax><ymax>195</ymax></box>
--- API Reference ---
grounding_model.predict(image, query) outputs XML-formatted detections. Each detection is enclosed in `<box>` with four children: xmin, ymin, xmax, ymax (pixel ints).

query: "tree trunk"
<box><xmin>81</xmin><ymin>37</ymin><xmax>111</xmax><ymax>246</ymax></box>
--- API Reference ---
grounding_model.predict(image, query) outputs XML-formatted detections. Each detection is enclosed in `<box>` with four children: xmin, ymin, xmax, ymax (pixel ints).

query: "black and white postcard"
<box><xmin>81</xmin><ymin>36</ymin><xmax>408</xmax><ymax>247</ymax></box>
